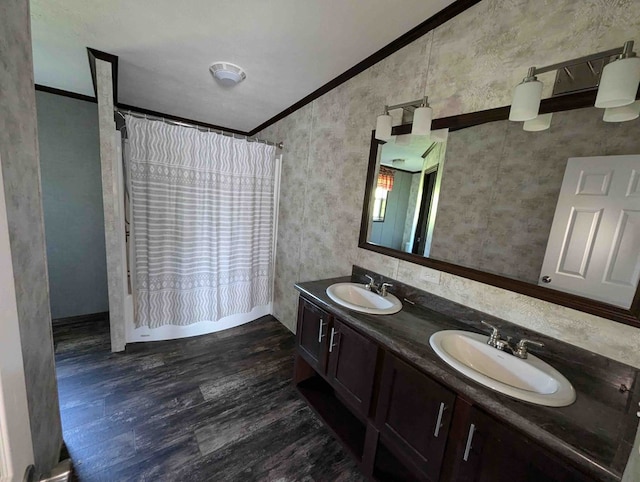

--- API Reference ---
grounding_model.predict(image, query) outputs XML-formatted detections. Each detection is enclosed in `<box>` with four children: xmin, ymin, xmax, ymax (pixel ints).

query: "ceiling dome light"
<box><xmin>209</xmin><ymin>62</ymin><xmax>246</xmax><ymax>87</ymax></box>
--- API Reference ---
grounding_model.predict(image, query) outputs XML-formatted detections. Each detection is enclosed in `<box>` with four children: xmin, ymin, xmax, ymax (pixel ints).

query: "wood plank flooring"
<box><xmin>53</xmin><ymin>315</ymin><xmax>364</xmax><ymax>481</ymax></box>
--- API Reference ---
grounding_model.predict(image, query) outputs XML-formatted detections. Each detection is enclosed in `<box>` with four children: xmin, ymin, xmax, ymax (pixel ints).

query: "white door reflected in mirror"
<box><xmin>540</xmin><ymin>155</ymin><xmax>640</xmax><ymax>308</ymax></box>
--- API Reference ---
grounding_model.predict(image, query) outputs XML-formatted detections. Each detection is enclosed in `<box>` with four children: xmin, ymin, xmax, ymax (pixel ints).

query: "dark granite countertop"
<box><xmin>295</xmin><ymin>270</ymin><xmax>640</xmax><ymax>482</ymax></box>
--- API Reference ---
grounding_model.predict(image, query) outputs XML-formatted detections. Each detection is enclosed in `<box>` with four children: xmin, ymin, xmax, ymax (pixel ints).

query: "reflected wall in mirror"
<box><xmin>360</xmin><ymin>98</ymin><xmax>640</xmax><ymax>321</ymax></box>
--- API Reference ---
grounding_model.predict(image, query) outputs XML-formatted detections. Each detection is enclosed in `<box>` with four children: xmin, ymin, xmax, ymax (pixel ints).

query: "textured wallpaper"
<box><xmin>430</xmin><ymin>106</ymin><xmax>640</xmax><ymax>284</ymax></box>
<box><xmin>259</xmin><ymin>0</ymin><xmax>640</xmax><ymax>367</ymax></box>
<box><xmin>0</xmin><ymin>0</ymin><xmax>62</xmax><ymax>473</ymax></box>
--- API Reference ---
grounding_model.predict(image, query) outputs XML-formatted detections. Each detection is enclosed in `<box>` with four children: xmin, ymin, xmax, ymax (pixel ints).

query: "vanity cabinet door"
<box><xmin>327</xmin><ymin>319</ymin><xmax>378</xmax><ymax>417</ymax></box>
<box><xmin>296</xmin><ymin>298</ymin><xmax>330</xmax><ymax>375</ymax></box>
<box><xmin>375</xmin><ymin>354</ymin><xmax>456</xmax><ymax>482</ymax></box>
<box><xmin>450</xmin><ymin>406</ymin><xmax>595</xmax><ymax>482</ymax></box>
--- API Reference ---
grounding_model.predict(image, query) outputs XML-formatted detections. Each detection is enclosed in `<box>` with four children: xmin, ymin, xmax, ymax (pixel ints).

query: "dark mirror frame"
<box><xmin>359</xmin><ymin>89</ymin><xmax>640</xmax><ymax>328</ymax></box>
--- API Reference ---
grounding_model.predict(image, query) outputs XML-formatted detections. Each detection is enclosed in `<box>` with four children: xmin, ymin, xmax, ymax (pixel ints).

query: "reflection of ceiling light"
<box><xmin>392</xmin><ymin>158</ymin><xmax>406</xmax><ymax>166</ymax></box>
<box><xmin>209</xmin><ymin>62</ymin><xmax>246</xmax><ymax>86</ymax></box>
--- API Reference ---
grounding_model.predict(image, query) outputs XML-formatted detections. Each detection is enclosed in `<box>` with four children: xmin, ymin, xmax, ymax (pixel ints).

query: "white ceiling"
<box><xmin>30</xmin><ymin>0</ymin><xmax>455</xmax><ymax>132</ymax></box>
<box><xmin>380</xmin><ymin>135</ymin><xmax>432</xmax><ymax>172</ymax></box>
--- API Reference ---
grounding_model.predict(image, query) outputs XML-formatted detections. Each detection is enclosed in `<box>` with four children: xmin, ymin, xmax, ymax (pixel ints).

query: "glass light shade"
<box><xmin>509</xmin><ymin>79</ymin><xmax>543</xmax><ymax>121</ymax></box>
<box><xmin>411</xmin><ymin>106</ymin><xmax>432</xmax><ymax>135</ymax></box>
<box><xmin>595</xmin><ymin>57</ymin><xmax>640</xmax><ymax>108</ymax></box>
<box><xmin>603</xmin><ymin>100</ymin><xmax>640</xmax><ymax>122</ymax></box>
<box><xmin>375</xmin><ymin>114</ymin><xmax>392</xmax><ymax>140</ymax></box>
<box><xmin>523</xmin><ymin>113</ymin><xmax>553</xmax><ymax>131</ymax></box>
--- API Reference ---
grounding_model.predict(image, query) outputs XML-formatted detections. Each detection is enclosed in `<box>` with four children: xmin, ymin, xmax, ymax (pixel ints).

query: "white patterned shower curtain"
<box><xmin>126</xmin><ymin>115</ymin><xmax>276</xmax><ymax>328</ymax></box>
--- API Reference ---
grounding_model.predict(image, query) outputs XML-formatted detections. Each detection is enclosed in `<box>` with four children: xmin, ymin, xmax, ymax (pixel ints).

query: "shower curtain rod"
<box><xmin>115</xmin><ymin>108</ymin><xmax>283</xmax><ymax>149</ymax></box>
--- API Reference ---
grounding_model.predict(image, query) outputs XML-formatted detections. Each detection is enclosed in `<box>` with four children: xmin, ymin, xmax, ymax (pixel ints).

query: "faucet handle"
<box><xmin>364</xmin><ymin>274</ymin><xmax>377</xmax><ymax>291</ymax></box>
<box><xmin>380</xmin><ymin>282</ymin><xmax>393</xmax><ymax>296</ymax></box>
<box><xmin>481</xmin><ymin>320</ymin><xmax>501</xmax><ymax>346</ymax></box>
<box><xmin>515</xmin><ymin>339</ymin><xmax>544</xmax><ymax>359</ymax></box>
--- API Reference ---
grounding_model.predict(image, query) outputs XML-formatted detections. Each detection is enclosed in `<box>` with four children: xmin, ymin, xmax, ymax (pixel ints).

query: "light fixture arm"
<box><xmin>525</xmin><ymin>40</ymin><xmax>635</xmax><ymax>77</ymax></box>
<box><xmin>386</xmin><ymin>96</ymin><xmax>429</xmax><ymax>112</ymax></box>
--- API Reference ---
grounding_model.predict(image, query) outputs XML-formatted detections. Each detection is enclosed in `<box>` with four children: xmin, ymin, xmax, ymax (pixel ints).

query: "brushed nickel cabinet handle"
<box><xmin>317</xmin><ymin>318</ymin><xmax>325</xmax><ymax>342</ymax></box>
<box><xmin>463</xmin><ymin>423</ymin><xmax>476</xmax><ymax>462</ymax></box>
<box><xmin>329</xmin><ymin>328</ymin><xmax>339</xmax><ymax>353</ymax></box>
<box><xmin>434</xmin><ymin>402</ymin><xmax>446</xmax><ymax>437</ymax></box>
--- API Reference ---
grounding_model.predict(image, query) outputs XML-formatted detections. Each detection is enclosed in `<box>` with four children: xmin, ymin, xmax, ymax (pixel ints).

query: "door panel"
<box><xmin>557</xmin><ymin>207</ymin><xmax>602</xmax><ymax>277</ymax></box>
<box><xmin>604</xmin><ymin>209</ymin><xmax>640</xmax><ymax>285</ymax></box>
<box><xmin>375</xmin><ymin>354</ymin><xmax>456</xmax><ymax>481</ymax></box>
<box><xmin>327</xmin><ymin>319</ymin><xmax>378</xmax><ymax>417</ymax></box>
<box><xmin>540</xmin><ymin>154</ymin><xmax>640</xmax><ymax>307</ymax></box>
<box><xmin>296</xmin><ymin>298</ymin><xmax>329</xmax><ymax>374</ymax></box>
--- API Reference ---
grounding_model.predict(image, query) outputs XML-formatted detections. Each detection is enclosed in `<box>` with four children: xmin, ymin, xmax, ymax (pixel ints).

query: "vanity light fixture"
<box><xmin>509</xmin><ymin>40</ymin><xmax>639</xmax><ymax>126</ymax></box>
<box><xmin>595</xmin><ymin>41</ymin><xmax>640</xmax><ymax>108</ymax></box>
<box><xmin>375</xmin><ymin>108</ymin><xmax>393</xmax><ymax>141</ymax></box>
<box><xmin>412</xmin><ymin>97</ymin><xmax>432</xmax><ymax>136</ymax></box>
<box><xmin>509</xmin><ymin>68</ymin><xmax>543</xmax><ymax>121</ymax></box>
<box><xmin>523</xmin><ymin>113</ymin><xmax>553</xmax><ymax>131</ymax></box>
<box><xmin>375</xmin><ymin>96</ymin><xmax>431</xmax><ymax>141</ymax></box>
<box><xmin>603</xmin><ymin>100</ymin><xmax>640</xmax><ymax>122</ymax></box>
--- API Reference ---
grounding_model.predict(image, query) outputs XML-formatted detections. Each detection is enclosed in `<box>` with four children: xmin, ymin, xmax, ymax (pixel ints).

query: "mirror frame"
<box><xmin>359</xmin><ymin>89</ymin><xmax>640</xmax><ymax>328</ymax></box>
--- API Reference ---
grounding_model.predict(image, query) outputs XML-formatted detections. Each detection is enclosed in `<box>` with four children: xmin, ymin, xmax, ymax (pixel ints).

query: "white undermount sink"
<box><xmin>429</xmin><ymin>330</ymin><xmax>575</xmax><ymax>407</ymax></box>
<box><xmin>326</xmin><ymin>283</ymin><xmax>402</xmax><ymax>315</ymax></box>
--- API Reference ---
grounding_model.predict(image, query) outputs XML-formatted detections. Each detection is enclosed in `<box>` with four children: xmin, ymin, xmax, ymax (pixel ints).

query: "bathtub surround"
<box><xmin>36</xmin><ymin>91</ymin><xmax>109</xmax><ymax>319</ymax></box>
<box><xmin>96</xmin><ymin>59</ymin><xmax>127</xmax><ymax>352</ymax></box>
<box><xmin>258</xmin><ymin>0</ymin><xmax>640</xmax><ymax>367</ymax></box>
<box><xmin>0</xmin><ymin>0</ymin><xmax>62</xmax><ymax>474</ymax></box>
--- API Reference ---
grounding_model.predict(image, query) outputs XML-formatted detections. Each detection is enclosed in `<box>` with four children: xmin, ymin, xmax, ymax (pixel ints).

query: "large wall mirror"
<box><xmin>359</xmin><ymin>91</ymin><xmax>640</xmax><ymax>327</ymax></box>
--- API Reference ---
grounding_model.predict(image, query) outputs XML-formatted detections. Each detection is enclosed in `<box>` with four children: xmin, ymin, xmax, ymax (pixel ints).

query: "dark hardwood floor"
<box><xmin>53</xmin><ymin>315</ymin><xmax>364</xmax><ymax>481</ymax></box>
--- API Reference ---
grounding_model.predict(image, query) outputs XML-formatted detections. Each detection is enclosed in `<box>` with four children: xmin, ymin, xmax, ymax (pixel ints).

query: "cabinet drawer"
<box><xmin>375</xmin><ymin>354</ymin><xmax>456</xmax><ymax>481</ymax></box>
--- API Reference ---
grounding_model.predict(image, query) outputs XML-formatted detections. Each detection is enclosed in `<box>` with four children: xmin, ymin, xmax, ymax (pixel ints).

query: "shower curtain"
<box><xmin>126</xmin><ymin>115</ymin><xmax>276</xmax><ymax>328</ymax></box>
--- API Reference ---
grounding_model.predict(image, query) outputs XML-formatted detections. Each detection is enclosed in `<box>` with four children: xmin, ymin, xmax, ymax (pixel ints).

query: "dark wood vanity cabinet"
<box><xmin>328</xmin><ymin>319</ymin><xmax>379</xmax><ymax>417</ymax></box>
<box><xmin>449</xmin><ymin>406</ymin><xmax>594</xmax><ymax>482</ymax></box>
<box><xmin>375</xmin><ymin>354</ymin><xmax>456</xmax><ymax>481</ymax></box>
<box><xmin>294</xmin><ymin>296</ymin><xmax>597</xmax><ymax>482</ymax></box>
<box><xmin>296</xmin><ymin>298</ymin><xmax>330</xmax><ymax>374</ymax></box>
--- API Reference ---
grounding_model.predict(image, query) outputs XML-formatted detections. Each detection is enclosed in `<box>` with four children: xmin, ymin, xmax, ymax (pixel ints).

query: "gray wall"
<box><xmin>256</xmin><ymin>0</ymin><xmax>640</xmax><ymax>368</ymax></box>
<box><xmin>370</xmin><ymin>169</ymin><xmax>412</xmax><ymax>250</ymax></box>
<box><xmin>0</xmin><ymin>0</ymin><xmax>63</xmax><ymax>474</ymax></box>
<box><xmin>36</xmin><ymin>91</ymin><xmax>108</xmax><ymax>319</ymax></box>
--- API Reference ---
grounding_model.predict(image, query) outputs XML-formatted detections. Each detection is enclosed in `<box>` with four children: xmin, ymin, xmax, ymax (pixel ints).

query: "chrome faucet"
<box><xmin>364</xmin><ymin>275</ymin><xmax>379</xmax><ymax>293</ymax></box>
<box><xmin>364</xmin><ymin>275</ymin><xmax>393</xmax><ymax>297</ymax></box>
<box><xmin>481</xmin><ymin>321</ymin><xmax>544</xmax><ymax>359</ymax></box>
